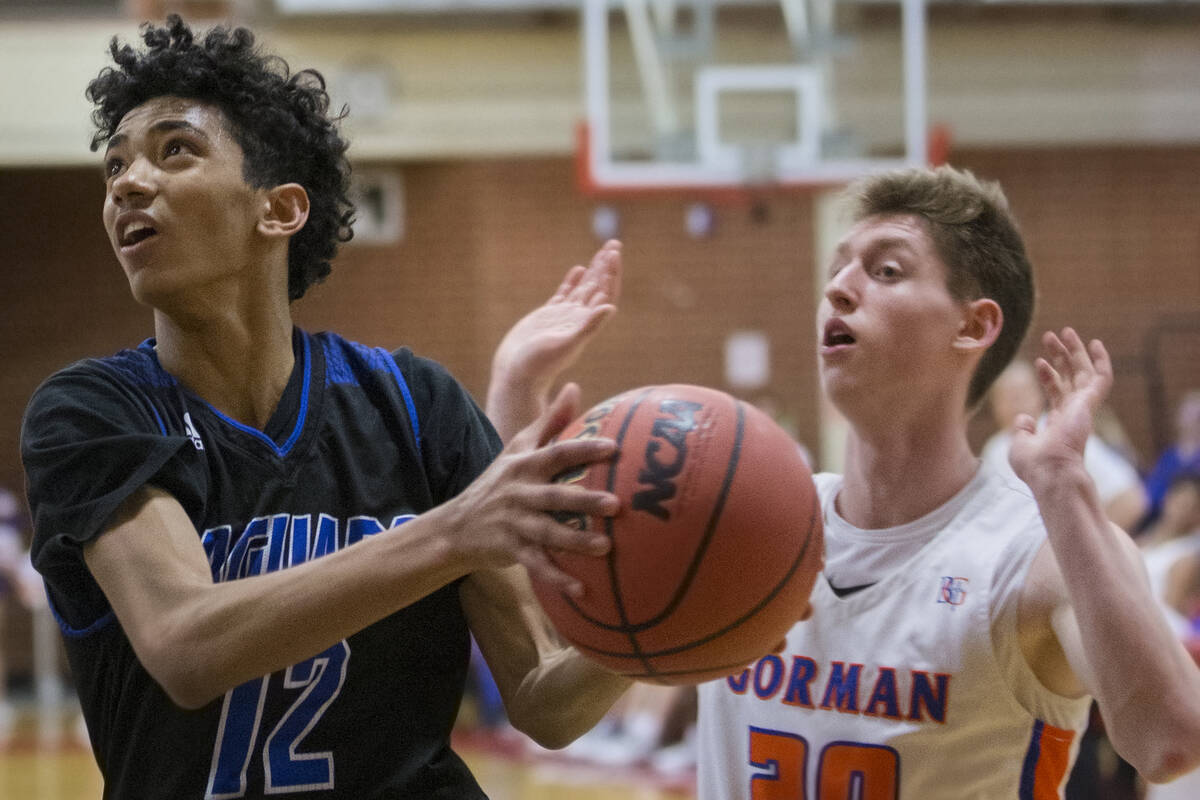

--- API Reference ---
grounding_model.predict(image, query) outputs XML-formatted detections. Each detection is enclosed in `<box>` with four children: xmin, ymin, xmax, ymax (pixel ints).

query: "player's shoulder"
<box><xmin>25</xmin><ymin>341</ymin><xmax>167</xmax><ymax>419</ymax></box>
<box><xmin>977</xmin><ymin>455</ymin><xmax>1039</xmax><ymax>505</ymax></box>
<box><xmin>36</xmin><ymin>340</ymin><xmax>162</xmax><ymax>389</ymax></box>
<box><xmin>811</xmin><ymin>472</ymin><xmax>844</xmax><ymax>511</ymax></box>
<box><xmin>21</xmin><ymin>342</ymin><xmax>178</xmax><ymax>461</ymax></box>
<box><xmin>309</xmin><ymin>331</ymin><xmax>481</xmax><ymax>434</ymax></box>
<box><xmin>812</xmin><ymin>471</ymin><xmax>842</xmax><ymax>492</ymax></box>
<box><xmin>967</xmin><ymin>460</ymin><xmax>1048</xmax><ymax>555</ymax></box>
<box><xmin>311</xmin><ymin>331</ymin><xmax>456</xmax><ymax>390</ymax></box>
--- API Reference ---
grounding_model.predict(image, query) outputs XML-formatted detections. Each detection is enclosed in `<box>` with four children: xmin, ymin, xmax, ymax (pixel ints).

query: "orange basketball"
<box><xmin>533</xmin><ymin>384</ymin><xmax>824</xmax><ymax>685</ymax></box>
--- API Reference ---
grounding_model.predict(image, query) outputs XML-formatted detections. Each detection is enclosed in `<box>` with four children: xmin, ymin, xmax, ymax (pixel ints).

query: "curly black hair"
<box><xmin>87</xmin><ymin>14</ymin><xmax>355</xmax><ymax>301</ymax></box>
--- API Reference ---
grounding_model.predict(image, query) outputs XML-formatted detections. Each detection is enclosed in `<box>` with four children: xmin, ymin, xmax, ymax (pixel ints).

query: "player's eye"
<box><xmin>162</xmin><ymin>137</ymin><xmax>199</xmax><ymax>163</ymax></box>
<box><xmin>876</xmin><ymin>262</ymin><xmax>902</xmax><ymax>280</ymax></box>
<box><xmin>104</xmin><ymin>158</ymin><xmax>124</xmax><ymax>178</ymax></box>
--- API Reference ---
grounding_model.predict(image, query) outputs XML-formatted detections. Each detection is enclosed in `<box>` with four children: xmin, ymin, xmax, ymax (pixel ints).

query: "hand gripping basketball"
<box><xmin>531</xmin><ymin>384</ymin><xmax>825</xmax><ymax>685</ymax></box>
<box><xmin>441</xmin><ymin>383</ymin><xmax>620</xmax><ymax>596</ymax></box>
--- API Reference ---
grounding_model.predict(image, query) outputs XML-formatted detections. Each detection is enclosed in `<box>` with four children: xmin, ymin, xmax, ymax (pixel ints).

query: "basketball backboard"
<box><xmin>580</xmin><ymin>0</ymin><xmax>930</xmax><ymax>194</ymax></box>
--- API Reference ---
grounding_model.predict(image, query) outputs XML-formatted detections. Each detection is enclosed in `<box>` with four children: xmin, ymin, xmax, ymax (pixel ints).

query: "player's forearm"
<box><xmin>485</xmin><ymin>362</ymin><xmax>550</xmax><ymax>444</ymax></box>
<box><xmin>108</xmin><ymin>505</ymin><xmax>470</xmax><ymax>709</ymax></box>
<box><xmin>1031</xmin><ymin>467</ymin><xmax>1200</xmax><ymax>780</ymax></box>
<box><xmin>508</xmin><ymin>646</ymin><xmax>633</xmax><ymax>749</ymax></box>
<box><xmin>462</xmin><ymin>566</ymin><xmax>630</xmax><ymax>748</ymax></box>
<box><xmin>485</xmin><ymin>385</ymin><xmax>542</xmax><ymax>445</ymax></box>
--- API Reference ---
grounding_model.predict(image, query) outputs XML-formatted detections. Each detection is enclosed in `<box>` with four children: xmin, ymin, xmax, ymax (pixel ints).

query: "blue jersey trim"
<box><xmin>99</xmin><ymin>341</ymin><xmax>172</xmax><ymax>435</ymax></box>
<box><xmin>279</xmin><ymin>333</ymin><xmax>313</xmax><ymax>455</ymax></box>
<box><xmin>48</xmin><ymin>590</ymin><xmax>116</xmax><ymax>639</ymax></box>
<box><xmin>201</xmin><ymin>333</ymin><xmax>312</xmax><ymax>458</ymax></box>
<box><xmin>377</xmin><ymin>347</ymin><xmax>421</xmax><ymax>457</ymax></box>
<box><xmin>1018</xmin><ymin>719</ymin><xmax>1043</xmax><ymax>800</ymax></box>
<box><xmin>321</xmin><ymin>335</ymin><xmax>357</xmax><ymax>386</ymax></box>
<box><xmin>148</xmin><ymin>404</ymin><xmax>168</xmax><ymax>436</ymax></box>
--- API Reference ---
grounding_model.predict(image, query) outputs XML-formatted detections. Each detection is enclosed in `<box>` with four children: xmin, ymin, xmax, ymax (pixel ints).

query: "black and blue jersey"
<box><xmin>21</xmin><ymin>328</ymin><xmax>501</xmax><ymax>799</ymax></box>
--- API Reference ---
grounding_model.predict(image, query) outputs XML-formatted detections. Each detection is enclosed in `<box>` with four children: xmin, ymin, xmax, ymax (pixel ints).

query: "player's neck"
<box><xmin>837</xmin><ymin>415</ymin><xmax>979</xmax><ymax>530</ymax></box>
<box><xmin>153</xmin><ymin>302</ymin><xmax>296</xmax><ymax>432</ymax></box>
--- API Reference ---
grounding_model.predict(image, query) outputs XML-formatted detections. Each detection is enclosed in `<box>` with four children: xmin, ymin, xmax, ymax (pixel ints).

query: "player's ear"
<box><xmin>953</xmin><ymin>297</ymin><xmax>1002</xmax><ymax>353</ymax></box>
<box><xmin>257</xmin><ymin>183</ymin><xmax>309</xmax><ymax>238</ymax></box>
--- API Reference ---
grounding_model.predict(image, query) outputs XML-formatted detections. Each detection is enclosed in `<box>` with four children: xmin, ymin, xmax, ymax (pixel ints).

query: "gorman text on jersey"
<box><xmin>726</xmin><ymin>654</ymin><xmax>952</xmax><ymax>723</ymax></box>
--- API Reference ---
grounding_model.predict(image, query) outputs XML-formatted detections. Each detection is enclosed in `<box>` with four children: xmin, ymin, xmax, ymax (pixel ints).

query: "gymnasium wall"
<box><xmin>2</xmin><ymin>146</ymin><xmax>1200</xmax><ymax>677</ymax></box>
<box><xmin>957</xmin><ymin>148</ymin><xmax>1200</xmax><ymax>464</ymax></box>
<box><xmin>3</xmin><ymin>146</ymin><xmax>1199</xmax><ymax>498</ymax></box>
<box><xmin>0</xmin><ymin>159</ymin><xmax>821</xmax><ymax>496</ymax></box>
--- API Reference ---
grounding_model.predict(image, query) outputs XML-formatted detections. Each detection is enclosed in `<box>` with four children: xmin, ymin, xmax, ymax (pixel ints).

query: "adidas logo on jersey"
<box><xmin>183</xmin><ymin>412</ymin><xmax>204</xmax><ymax>451</ymax></box>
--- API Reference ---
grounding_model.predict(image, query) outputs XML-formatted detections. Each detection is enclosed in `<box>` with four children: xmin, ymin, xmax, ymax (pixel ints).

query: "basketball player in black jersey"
<box><xmin>21</xmin><ymin>16</ymin><xmax>632</xmax><ymax>798</ymax></box>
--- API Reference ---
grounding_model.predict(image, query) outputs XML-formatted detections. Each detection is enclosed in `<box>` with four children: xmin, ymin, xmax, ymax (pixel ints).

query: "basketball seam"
<box><xmin>567</xmin><ymin>488</ymin><xmax>821</xmax><ymax>665</ymax></box>
<box><xmin>554</xmin><ymin>387</ymin><xmax>657</xmax><ymax>675</ymax></box>
<box><xmin>629</xmin><ymin>395</ymin><xmax>746</xmax><ymax>680</ymax></box>
<box><xmin>544</xmin><ymin>389</ymin><xmax>822</xmax><ymax>683</ymax></box>
<box><xmin>563</xmin><ymin>395</ymin><xmax>745</xmax><ymax>635</ymax></box>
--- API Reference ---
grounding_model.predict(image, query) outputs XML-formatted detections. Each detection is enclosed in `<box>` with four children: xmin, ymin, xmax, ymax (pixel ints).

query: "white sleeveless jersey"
<box><xmin>697</xmin><ymin>462</ymin><xmax>1091</xmax><ymax>800</ymax></box>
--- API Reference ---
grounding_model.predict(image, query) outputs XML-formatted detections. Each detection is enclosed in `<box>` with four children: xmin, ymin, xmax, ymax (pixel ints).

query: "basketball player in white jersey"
<box><xmin>694</xmin><ymin>166</ymin><xmax>1200</xmax><ymax>799</ymax></box>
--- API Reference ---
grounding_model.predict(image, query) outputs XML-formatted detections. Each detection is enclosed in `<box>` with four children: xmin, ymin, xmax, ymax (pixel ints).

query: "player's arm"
<box><xmin>464</xmin><ymin>240</ymin><xmax>631</xmax><ymax>748</ymax></box>
<box><xmin>463</xmin><ymin>387</ymin><xmax>630</xmax><ymax>752</ymax></box>
<box><xmin>461</xmin><ymin>565</ymin><xmax>631</xmax><ymax>749</ymax></box>
<box><xmin>84</xmin><ymin>388</ymin><xmax>618</xmax><ymax>711</ymax></box>
<box><xmin>485</xmin><ymin>240</ymin><xmax>621</xmax><ymax>442</ymax></box>
<box><xmin>1011</xmin><ymin>329</ymin><xmax>1200</xmax><ymax>783</ymax></box>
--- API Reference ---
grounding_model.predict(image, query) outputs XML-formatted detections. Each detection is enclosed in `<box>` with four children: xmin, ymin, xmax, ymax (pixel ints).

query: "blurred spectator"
<box><xmin>1141</xmin><ymin>472</ymin><xmax>1200</xmax><ymax>634</ymax></box>
<box><xmin>560</xmin><ymin>682</ymin><xmax>696</xmax><ymax>773</ymax></box>
<box><xmin>1095</xmin><ymin>403</ymin><xmax>1143</xmax><ymax>470</ymax></box>
<box><xmin>982</xmin><ymin>359</ymin><xmax>1148</xmax><ymax>532</ymax></box>
<box><xmin>1143</xmin><ymin>390</ymin><xmax>1200</xmax><ymax>529</ymax></box>
<box><xmin>1140</xmin><ymin>471</ymin><xmax>1200</xmax><ymax>800</ymax></box>
<box><xmin>0</xmin><ymin>486</ymin><xmax>38</xmax><ymax>747</ymax></box>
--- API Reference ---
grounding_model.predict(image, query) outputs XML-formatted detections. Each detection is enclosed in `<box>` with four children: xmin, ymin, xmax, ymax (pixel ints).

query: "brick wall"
<box><xmin>953</xmin><ymin>148</ymin><xmax>1200</xmax><ymax>464</ymax></box>
<box><xmin>290</xmin><ymin>157</ymin><xmax>822</xmax><ymax>459</ymax></box>
<box><xmin>1</xmin><ymin>148</ymin><xmax>1198</xmax><ymax>675</ymax></box>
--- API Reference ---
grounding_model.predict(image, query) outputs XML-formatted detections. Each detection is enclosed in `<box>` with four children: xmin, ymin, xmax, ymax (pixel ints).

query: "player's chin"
<box><xmin>817</xmin><ymin>369</ymin><xmax>857</xmax><ymax>407</ymax></box>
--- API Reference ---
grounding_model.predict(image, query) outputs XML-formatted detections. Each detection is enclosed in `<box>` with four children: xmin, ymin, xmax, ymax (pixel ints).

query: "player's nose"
<box><xmin>110</xmin><ymin>157</ymin><xmax>156</xmax><ymax>207</ymax></box>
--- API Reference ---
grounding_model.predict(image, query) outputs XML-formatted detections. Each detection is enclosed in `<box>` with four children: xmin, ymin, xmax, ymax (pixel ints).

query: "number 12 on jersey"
<box><xmin>749</xmin><ymin>727</ymin><xmax>899</xmax><ymax>799</ymax></box>
<box><xmin>207</xmin><ymin>641</ymin><xmax>351</xmax><ymax>799</ymax></box>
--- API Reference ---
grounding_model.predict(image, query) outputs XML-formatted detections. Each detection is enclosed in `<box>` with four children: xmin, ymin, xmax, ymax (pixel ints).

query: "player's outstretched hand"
<box><xmin>1008</xmin><ymin>327</ymin><xmax>1113</xmax><ymax>491</ymax></box>
<box><xmin>487</xmin><ymin>241</ymin><xmax>622</xmax><ymax>439</ymax></box>
<box><xmin>443</xmin><ymin>382</ymin><xmax>619</xmax><ymax>596</ymax></box>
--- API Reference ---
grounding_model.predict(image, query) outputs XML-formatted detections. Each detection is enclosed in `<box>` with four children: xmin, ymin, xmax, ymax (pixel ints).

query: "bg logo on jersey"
<box><xmin>937</xmin><ymin>576</ymin><xmax>968</xmax><ymax>607</ymax></box>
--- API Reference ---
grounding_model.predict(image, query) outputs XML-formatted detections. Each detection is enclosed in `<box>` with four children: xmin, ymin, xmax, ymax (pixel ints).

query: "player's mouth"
<box><xmin>116</xmin><ymin>213</ymin><xmax>159</xmax><ymax>251</ymax></box>
<box><xmin>821</xmin><ymin>318</ymin><xmax>856</xmax><ymax>352</ymax></box>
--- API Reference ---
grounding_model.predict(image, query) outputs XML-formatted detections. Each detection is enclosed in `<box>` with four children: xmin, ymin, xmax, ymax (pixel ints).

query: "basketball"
<box><xmin>532</xmin><ymin>384</ymin><xmax>824</xmax><ymax>685</ymax></box>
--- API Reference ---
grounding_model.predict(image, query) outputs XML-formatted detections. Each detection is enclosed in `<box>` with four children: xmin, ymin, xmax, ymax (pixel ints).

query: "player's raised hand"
<box><xmin>441</xmin><ymin>382</ymin><xmax>619</xmax><ymax>595</ymax></box>
<box><xmin>486</xmin><ymin>241</ymin><xmax>622</xmax><ymax>441</ymax></box>
<box><xmin>1008</xmin><ymin>327</ymin><xmax>1113</xmax><ymax>491</ymax></box>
